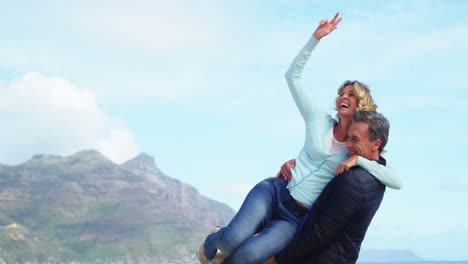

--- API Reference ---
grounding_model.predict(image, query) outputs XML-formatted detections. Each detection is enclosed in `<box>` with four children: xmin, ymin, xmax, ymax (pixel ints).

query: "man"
<box><xmin>271</xmin><ymin>110</ymin><xmax>391</xmax><ymax>264</ymax></box>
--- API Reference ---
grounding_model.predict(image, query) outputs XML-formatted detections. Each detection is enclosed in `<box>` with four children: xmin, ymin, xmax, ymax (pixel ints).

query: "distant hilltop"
<box><xmin>0</xmin><ymin>149</ymin><xmax>235</xmax><ymax>263</ymax></box>
<box><xmin>359</xmin><ymin>249</ymin><xmax>424</xmax><ymax>262</ymax></box>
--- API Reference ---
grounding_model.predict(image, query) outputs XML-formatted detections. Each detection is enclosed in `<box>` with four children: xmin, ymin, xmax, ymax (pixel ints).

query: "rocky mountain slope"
<box><xmin>0</xmin><ymin>150</ymin><xmax>235</xmax><ymax>263</ymax></box>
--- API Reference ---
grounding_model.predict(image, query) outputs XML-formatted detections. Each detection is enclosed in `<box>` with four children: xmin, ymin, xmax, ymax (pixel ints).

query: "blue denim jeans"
<box><xmin>204</xmin><ymin>176</ymin><xmax>307</xmax><ymax>264</ymax></box>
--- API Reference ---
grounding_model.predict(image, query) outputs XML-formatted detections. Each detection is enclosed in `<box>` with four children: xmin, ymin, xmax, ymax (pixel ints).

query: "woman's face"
<box><xmin>336</xmin><ymin>85</ymin><xmax>358</xmax><ymax>119</ymax></box>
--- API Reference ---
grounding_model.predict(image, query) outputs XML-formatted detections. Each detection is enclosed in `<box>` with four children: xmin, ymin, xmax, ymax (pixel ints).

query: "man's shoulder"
<box><xmin>330</xmin><ymin>168</ymin><xmax>385</xmax><ymax>204</ymax></box>
<box><xmin>336</xmin><ymin>166</ymin><xmax>380</xmax><ymax>185</ymax></box>
<box><xmin>339</xmin><ymin>166</ymin><xmax>373</xmax><ymax>178</ymax></box>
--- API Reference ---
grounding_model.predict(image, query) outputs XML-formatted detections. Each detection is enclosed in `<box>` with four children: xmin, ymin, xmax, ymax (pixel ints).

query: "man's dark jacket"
<box><xmin>277</xmin><ymin>157</ymin><xmax>387</xmax><ymax>264</ymax></box>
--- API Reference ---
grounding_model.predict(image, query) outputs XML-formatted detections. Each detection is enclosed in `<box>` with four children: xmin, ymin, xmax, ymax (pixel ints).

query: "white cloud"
<box><xmin>72</xmin><ymin>2</ymin><xmax>228</xmax><ymax>51</ymax></box>
<box><xmin>0</xmin><ymin>73</ymin><xmax>140</xmax><ymax>164</ymax></box>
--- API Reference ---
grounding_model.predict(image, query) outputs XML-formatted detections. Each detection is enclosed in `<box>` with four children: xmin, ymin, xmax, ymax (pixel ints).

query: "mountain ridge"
<box><xmin>358</xmin><ymin>249</ymin><xmax>424</xmax><ymax>262</ymax></box>
<box><xmin>0</xmin><ymin>150</ymin><xmax>234</xmax><ymax>263</ymax></box>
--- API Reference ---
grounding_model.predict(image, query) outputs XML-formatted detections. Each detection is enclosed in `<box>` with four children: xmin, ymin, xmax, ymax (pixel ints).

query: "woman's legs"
<box><xmin>204</xmin><ymin>178</ymin><xmax>277</xmax><ymax>259</ymax></box>
<box><xmin>221</xmin><ymin>176</ymin><xmax>306</xmax><ymax>264</ymax></box>
<box><xmin>223</xmin><ymin>219</ymin><xmax>298</xmax><ymax>264</ymax></box>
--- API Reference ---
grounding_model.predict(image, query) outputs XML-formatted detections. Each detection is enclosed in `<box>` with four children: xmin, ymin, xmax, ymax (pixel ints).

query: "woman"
<box><xmin>198</xmin><ymin>13</ymin><xmax>401</xmax><ymax>264</ymax></box>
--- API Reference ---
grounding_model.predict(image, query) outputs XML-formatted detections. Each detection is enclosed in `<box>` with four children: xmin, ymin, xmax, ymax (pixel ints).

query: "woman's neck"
<box><xmin>334</xmin><ymin>118</ymin><xmax>352</xmax><ymax>142</ymax></box>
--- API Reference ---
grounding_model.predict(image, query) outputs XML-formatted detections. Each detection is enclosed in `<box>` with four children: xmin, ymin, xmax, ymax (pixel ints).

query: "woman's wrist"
<box><xmin>313</xmin><ymin>31</ymin><xmax>322</xmax><ymax>41</ymax></box>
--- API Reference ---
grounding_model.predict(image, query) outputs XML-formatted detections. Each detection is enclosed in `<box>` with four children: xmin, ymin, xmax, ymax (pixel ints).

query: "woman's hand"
<box><xmin>275</xmin><ymin>159</ymin><xmax>296</xmax><ymax>181</ymax></box>
<box><xmin>336</xmin><ymin>155</ymin><xmax>358</xmax><ymax>175</ymax></box>
<box><xmin>313</xmin><ymin>12</ymin><xmax>342</xmax><ymax>41</ymax></box>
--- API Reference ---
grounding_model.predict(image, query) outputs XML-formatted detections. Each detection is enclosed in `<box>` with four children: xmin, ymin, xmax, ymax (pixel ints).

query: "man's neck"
<box><xmin>365</xmin><ymin>152</ymin><xmax>380</xmax><ymax>161</ymax></box>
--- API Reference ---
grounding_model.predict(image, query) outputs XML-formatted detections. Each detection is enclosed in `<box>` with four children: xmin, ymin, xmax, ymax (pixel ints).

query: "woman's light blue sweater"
<box><xmin>285</xmin><ymin>36</ymin><xmax>402</xmax><ymax>208</ymax></box>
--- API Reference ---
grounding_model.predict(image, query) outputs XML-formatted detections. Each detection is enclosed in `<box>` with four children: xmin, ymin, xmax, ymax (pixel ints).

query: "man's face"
<box><xmin>346</xmin><ymin>121</ymin><xmax>380</xmax><ymax>159</ymax></box>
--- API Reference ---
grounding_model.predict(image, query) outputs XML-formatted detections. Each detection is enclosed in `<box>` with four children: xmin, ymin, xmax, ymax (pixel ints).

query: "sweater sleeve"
<box><xmin>285</xmin><ymin>36</ymin><xmax>321</xmax><ymax>121</ymax></box>
<box><xmin>357</xmin><ymin>157</ymin><xmax>403</xmax><ymax>190</ymax></box>
<box><xmin>277</xmin><ymin>173</ymin><xmax>362</xmax><ymax>263</ymax></box>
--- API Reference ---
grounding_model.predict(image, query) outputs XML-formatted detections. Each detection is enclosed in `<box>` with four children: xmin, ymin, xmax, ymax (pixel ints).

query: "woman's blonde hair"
<box><xmin>337</xmin><ymin>80</ymin><xmax>377</xmax><ymax>111</ymax></box>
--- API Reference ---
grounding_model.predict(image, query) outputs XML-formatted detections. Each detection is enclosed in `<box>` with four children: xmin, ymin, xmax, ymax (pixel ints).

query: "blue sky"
<box><xmin>1</xmin><ymin>0</ymin><xmax>467</xmax><ymax>260</ymax></box>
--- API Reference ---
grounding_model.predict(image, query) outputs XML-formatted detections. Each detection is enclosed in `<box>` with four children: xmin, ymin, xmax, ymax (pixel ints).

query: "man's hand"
<box><xmin>275</xmin><ymin>159</ymin><xmax>296</xmax><ymax>181</ymax></box>
<box><xmin>313</xmin><ymin>12</ymin><xmax>342</xmax><ymax>41</ymax></box>
<box><xmin>336</xmin><ymin>155</ymin><xmax>358</xmax><ymax>175</ymax></box>
<box><xmin>264</xmin><ymin>256</ymin><xmax>277</xmax><ymax>264</ymax></box>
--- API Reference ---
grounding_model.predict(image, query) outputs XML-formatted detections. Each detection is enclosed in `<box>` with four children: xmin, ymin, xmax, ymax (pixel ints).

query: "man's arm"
<box><xmin>277</xmin><ymin>171</ymin><xmax>363</xmax><ymax>263</ymax></box>
<box><xmin>336</xmin><ymin>156</ymin><xmax>402</xmax><ymax>190</ymax></box>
